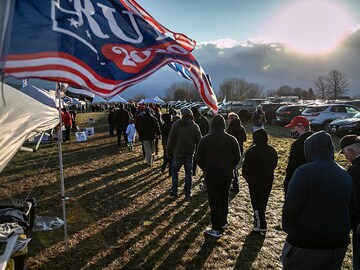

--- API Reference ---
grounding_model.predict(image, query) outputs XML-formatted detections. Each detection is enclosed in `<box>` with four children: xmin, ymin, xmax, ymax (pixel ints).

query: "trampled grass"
<box><xmin>0</xmin><ymin>111</ymin><xmax>353</xmax><ymax>269</ymax></box>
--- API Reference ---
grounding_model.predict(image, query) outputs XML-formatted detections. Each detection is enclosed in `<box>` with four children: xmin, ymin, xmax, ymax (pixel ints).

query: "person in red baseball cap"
<box><xmin>283</xmin><ymin>116</ymin><xmax>314</xmax><ymax>196</ymax></box>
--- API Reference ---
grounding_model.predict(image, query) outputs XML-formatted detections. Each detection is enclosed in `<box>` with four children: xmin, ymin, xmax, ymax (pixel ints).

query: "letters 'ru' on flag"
<box><xmin>2</xmin><ymin>0</ymin><xmax>218</xmax><ymax>112</ymax></box>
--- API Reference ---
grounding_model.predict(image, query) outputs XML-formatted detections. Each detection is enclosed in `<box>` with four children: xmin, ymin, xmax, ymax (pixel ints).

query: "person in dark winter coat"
<box><xmin>251</xmin><ymin>105</ymin><xmax>266</xmax><ymax>131</ymax></box>
<box><xmin>160</xmin><ymin>113</ymin><xmax>173</xmax><ymax>176</ymax></box>
<box><xmin>167</xmin><ymin>108</ymin><xmax>202</xmax><ymax>199</ymax></box>
<box><xmin>227</xmin><ymin>112</ymin><xmax>247</xmax><ymax>193</ymax></box>
<box><xmin>108</xmin><ymin>106</ymin><xmax>115</xmax><ymax>136</ymax></box>
<box><xmin>242</xmin><ymin>128</ymin><xmax>278</xmax><ymax>232</ymax></box>
<box><xmin>283</xmin><ymin>116</ymin><xmax>314</xmax><ymax>196</ymax></box>
<box><xmin>196</xmin><ymin>114</ymin><xmax>241</xmax><ymax>238</ymax></box>
<box><xmin>113</xmin><ymin>103</ymin><xmax>130</xmax><ymax>147</ymax></box>
<box><xmin>139</xmin><ymin>108</ymin><xmax>161</xmax><ymax>166</ymax></box>
<box><xmin>191</xmin><ymin>107</ymin><xmax>210</xmax><ymax>176</ymax></box>
<box><xmin>282</xmin><ymin>131</ymin><xmax>357</xmax><ymax>270</ymax></box>
<box><xmin>339</xmin><ymin>135</ymin><xmax>360</xmax><ymax>270</ymax></box>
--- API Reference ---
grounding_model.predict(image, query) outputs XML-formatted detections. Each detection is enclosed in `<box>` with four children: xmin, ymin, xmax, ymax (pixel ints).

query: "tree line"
<box><xmin>161</xmin><ymin>69</ymin><xmax>351</xmax><ymax>101</ymax></box>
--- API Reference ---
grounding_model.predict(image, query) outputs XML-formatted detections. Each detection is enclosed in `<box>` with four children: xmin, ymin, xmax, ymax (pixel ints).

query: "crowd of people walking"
<box><xmin>104</xmin><ymin>102</ymin><xmax>359</xmax><ymax>270</ymax></box>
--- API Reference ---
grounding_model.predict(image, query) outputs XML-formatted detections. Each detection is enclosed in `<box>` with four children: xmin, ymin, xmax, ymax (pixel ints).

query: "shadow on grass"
<box><xmin>235</xmin><ymin>231</ymin><xmax>265</xmax><ymax>269</ymax></box>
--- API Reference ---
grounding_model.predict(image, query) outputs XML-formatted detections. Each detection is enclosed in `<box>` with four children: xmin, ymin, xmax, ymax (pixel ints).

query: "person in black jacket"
<box><xmin>196</xmin><ymin>114</ymin><xmax>240</xmax><ymax>238</ymax></box>
<box><xmin>242</xmin><ymin>128</ymin><xmax>278</xmax><ymax>232</ymax></box>
<box><xmin>160</xmin><ymin>113</ymin><xmax>173</xmax><ymax>176</ymax></box>
<box><xmin>139</xmin><ymin>108</ymin><xmax>161</xmax><ymax>166</ymax></box>
<box><xmin>283</xmin><ymin>116</ymin><xmax>314</xmax><ymax>196</ymax></box>
<box><xmin>108</xmin><ymin>106</ymin><xmax>115</xmax><ymax>136</ymax></box>
<box><xmin>227</xmin><ymin>112</ymin><xmax>247</xmax><ymax>193</ymax></box>
<box><xmin>191</xmin><ymin>107</ymin><xmax>210</xmax><ymax>176</ymax></box>
<box><xmin>339</xmin><ymin>135</ymin><xmax>360</xmax><ymax>270</ymax></box>
<box><xmin>113</xmin><ymin>103</ymin><xmax>130</xmax><ymax>147</ymax></box>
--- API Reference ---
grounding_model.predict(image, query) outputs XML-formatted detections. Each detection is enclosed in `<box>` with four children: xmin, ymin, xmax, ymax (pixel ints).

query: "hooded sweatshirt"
<box><xmin>242</xmin><ymin>129</ymin><xmax>278</xmax><ymax>185</ymax></box>
<box><xmin>283</xmin><ymin>131</ymin><xmax>356</xmax><ymax>249</ymax></box>
<box><xmin>196</xmin><ymin>115</ymin><xmax>241</xmax><ymax>179</ymax></box>
<box><xmin>167</xmin><ymin>117</ymin><xmax>202</xmax><ymax>157</ymax></box>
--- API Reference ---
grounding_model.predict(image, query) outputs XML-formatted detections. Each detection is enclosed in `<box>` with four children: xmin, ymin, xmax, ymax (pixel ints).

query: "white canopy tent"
<box><xmin>21</xmin><ymin>84</ymin><xmax>57</xmax><ymax>108</ymax></box>
<box><xmin>0</xmin><ymin>82</ymin><xmax>59</xmax><ymax>172</ymax></box>
<box><xmin>91</xmin><ymin>95</ymin><xmax>107</xmax><ymax>103</ymax></box>
<box><xmin>143</xmin><ymin>97</ymin><xmax>160</xmax><ymax>104</ymax></box>
<box><xmin>108</xmin><ymin>94</ymin><xmax>127</xmax><ymax>103</ymax></box>
<box><xmin>154</xmin><ymin>96</ymin><xmax>164</xmax><ymax>103</ymax></box>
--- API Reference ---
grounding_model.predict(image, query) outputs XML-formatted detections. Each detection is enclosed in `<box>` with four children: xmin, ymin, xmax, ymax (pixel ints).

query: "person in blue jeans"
<box><xmin>167</xmin><ymin>108</ymin><xmax>202</xmax><ymax>200</ymax></box>
<box><xmin>339</xmin><ymin>135</ymin><xmax>360</xmax><ymax>270</ymax></box>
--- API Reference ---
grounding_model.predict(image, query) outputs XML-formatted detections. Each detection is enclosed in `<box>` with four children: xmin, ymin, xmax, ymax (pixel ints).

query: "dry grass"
<box><xmin>0</xmin><ymin>112</ymin><xmax>353</xmax><ymax>269</ymax></box>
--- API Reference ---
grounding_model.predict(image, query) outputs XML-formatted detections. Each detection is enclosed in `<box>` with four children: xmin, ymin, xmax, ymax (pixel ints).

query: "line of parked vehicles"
<box><xmin>168</xmin><ymin>98</ymin><xmax>360</xmax><ymax>136</ymax></box>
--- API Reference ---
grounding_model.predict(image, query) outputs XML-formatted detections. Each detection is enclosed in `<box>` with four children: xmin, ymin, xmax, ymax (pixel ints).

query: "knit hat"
<box><xmin>181</xmin><ymin>108</ymin><xmax>193</xmax><ymax>117</ymax></box>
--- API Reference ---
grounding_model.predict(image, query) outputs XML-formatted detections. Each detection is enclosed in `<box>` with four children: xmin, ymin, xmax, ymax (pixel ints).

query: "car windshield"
<box><xmin>303</xmin><ymin>106</ymin><xmax>328</xmax><ymax>113</ymax></box>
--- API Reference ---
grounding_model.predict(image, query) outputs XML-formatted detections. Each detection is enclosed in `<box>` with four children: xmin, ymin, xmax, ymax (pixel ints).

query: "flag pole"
<box><xmin>56</xmin><ymin>83</ymin><xmax>69</xmax><ymax>252</ymax></box>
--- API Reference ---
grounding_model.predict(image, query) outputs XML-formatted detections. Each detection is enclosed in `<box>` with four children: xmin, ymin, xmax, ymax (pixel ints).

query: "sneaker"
<box><xmin>252</xmin><ymin>227</ymin><xmax>267</xmax><ymax>232</ymax></box>
<box><xmin>200</xmin><ymin>183</ymin><xmax>207</xmax><ymax>192</ymax></box>
<box><xmin>204</xmin><ymin>229</ymin><xmax>222</xmax><ymax>238</ymax></box>
<box><xmin>222</xmin><ymin>223</ymin><xmax>229</xmax><ymax>230</ymax></box>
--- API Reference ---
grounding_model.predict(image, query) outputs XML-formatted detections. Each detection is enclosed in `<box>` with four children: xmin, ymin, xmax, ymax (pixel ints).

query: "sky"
<box><xmin>125</xmin><ymin>0</ymin><xmax>360</xmax><ymax>99</ymax></box>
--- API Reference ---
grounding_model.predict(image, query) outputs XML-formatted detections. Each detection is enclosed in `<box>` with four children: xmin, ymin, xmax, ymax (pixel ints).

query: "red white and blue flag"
<box><xmin>1</xmin><ymin>0</ymin><xmax>218</xmax><ymax>112</ymax></box>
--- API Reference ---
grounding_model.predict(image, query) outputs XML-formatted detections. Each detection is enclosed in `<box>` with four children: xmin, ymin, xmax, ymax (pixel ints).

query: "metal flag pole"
<box><xmin>56</xmin><ymin>83</ymin><xmax>69</xmax><ymax>251</ymax></box>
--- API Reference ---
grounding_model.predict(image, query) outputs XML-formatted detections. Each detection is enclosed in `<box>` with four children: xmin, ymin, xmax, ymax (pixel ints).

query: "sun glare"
<box><xmin>266</xmin><ymin>1</ymin><xmax>352</xmax><ymax>54</ymax></box>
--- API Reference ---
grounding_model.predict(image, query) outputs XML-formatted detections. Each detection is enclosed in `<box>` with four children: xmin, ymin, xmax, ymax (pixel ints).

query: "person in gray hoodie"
<box><xmin>282</xmin><ymin>131</ymin><xmax>357</xmax><ymax>270</ymax></box>
<box><xmin>167</xmin><ymin>108</ymin><xmax>202</xmax><ymax>199</ymax></box>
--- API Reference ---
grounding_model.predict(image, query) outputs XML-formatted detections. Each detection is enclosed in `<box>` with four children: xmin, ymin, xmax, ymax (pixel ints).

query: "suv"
<box><xmin>301</xmin><ymin>104</ymin><xmax>360</xmax><ymax>131</ymax></box>
<box><xmin>236</xmin><ymin>99</ymin><xmax>266</xmax><ymax>121</ymax></box>
<box><xmin>275</xmin><ymin>104</ymin><xmax>307</xmax><ymax>126</ymax></box>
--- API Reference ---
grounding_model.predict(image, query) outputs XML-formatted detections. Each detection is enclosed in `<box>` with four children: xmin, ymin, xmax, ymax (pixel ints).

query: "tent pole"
<box><xmin>57</xmin><ymin>84</ymin><xmax>69</xmax><ymax>252</ymax></box>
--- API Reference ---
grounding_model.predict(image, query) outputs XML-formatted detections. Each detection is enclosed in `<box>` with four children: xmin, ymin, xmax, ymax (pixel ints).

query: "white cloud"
<box><xmin>192</xmin><ymin>29</ymin><xmax>360</xmax><ymax>97</ymax></box>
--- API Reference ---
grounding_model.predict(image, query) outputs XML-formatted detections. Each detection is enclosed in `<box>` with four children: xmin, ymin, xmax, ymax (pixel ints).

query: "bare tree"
<box><xmin>218</xmin><ymin>77</ymin><xmax>264</xmax><ymax>100</ymax></box>
<box><xmin>325</xmin><ymin>70</ymin><xmax>349</xmax><ymax>99</ymax></box>
<box><xmin>313</xmin><ymin>76</ymin><xmax>327</xmax><ymax>99</ymax></box>
<box><xmin>164</xmin><ymin>81</ymin><xmax>197</xmax><ymax>101</ymax></box>
<box><xmin>131</xmin><ymin>93</ymin><xmax>146</xmax><ymax>102</ymax></box>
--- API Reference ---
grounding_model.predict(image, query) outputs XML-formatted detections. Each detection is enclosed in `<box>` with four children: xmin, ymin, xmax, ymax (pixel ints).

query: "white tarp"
<box><xmin>0</xmin><ymin>82</ymin><xmax>59</xmax><ymax>172</ymax></box>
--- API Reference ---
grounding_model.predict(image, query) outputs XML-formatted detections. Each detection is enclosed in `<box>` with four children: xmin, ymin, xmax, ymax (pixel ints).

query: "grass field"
<box><xmin>0</xmin><ymin>111</ymin><xmax>354</xmax><ymax>269</ymax></box>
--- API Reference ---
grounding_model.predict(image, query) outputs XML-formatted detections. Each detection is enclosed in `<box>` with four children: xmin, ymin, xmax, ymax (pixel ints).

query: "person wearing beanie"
<box><xmin>251</xmin><ymin>105</ymin><xmax>266</xmax><ymax>132</ymax></box>
<box><xmin>167</xmin><ymin>107</ymin><xmax>202</xmax><ymax>199</ymax></box>
<box><xmin>282</xmin><ymin>131</ymin><xmax>357</xmax><ymax>270</ymax></box>
<box><xmin>283</xmin><ymin>116</ymin><xmax>314</xmax><ymax>196</ymax></box>
<box><xmin>242</xmin><ymin>128</ymin><xmax>278</xmax><ymax>233</ymax></box>
<box><xmin>191</xmin><ymin>106</ymin><xmax>210</xmax><ymax>177</ymax></box>
<box><xmin>227</xmin><ymin>112</ymin><xmax>247</xmax><ymax>193</ymax></box>
<box><xmin>339</xmin><ymin>134</ymin><xmax>360</xmax><ymax>269</ymax></box>
<box><xmin>196</xmin><ymin>114</ymin><xmax>240</xmax><ymax>238</ymax></box>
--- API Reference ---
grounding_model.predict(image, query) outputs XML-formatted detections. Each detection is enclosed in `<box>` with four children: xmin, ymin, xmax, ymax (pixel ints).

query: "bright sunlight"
<box><xmin>266</xmin><ymin>1</ymin><xmax>352</xmax><ymax>54</ymax></box>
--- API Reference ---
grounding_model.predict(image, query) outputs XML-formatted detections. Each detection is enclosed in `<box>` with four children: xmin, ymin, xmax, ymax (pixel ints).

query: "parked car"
<box><xmin>329</xmin><ymin>112</ymin><xmax>360</xmax><ymax>136</ymax></box>
<box><xmin>301</xmin><ymin>104</ymin><xmax>360</xmax><ymax>131</ymax></box>
<box><xmin>236</xmin><ymin>99</ymin><xmax>266</xmax><ymax>121</ymax></box>
<box><xmin>261</xmin><ymin>103</ymin><xmax>288</xmax><ymax>125</ymax></box>
<box><xmin>275</xmin><ymin>104</ymin><xmax>307</xmax><ymax>126</ymax></box>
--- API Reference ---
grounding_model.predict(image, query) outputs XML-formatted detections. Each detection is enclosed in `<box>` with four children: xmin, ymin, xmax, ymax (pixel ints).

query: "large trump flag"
<box><xmin>1</xmin><ymin>0</ymin><xmax>218</xmax><ymax>112</ymax></box>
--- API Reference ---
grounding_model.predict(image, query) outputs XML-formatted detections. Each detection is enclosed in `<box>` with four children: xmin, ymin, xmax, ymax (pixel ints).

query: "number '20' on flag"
<box><xmin>1</xmin><ymin>0</ymin><xmax>218</xmax><ymax>112</ymax></box>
